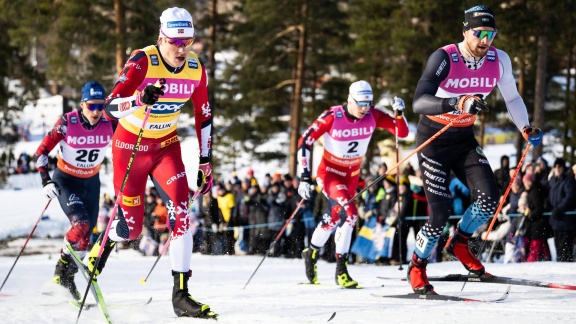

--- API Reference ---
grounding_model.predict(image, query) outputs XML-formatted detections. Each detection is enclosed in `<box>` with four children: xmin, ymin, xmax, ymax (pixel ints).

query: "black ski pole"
<box><xmin>243</xmin><ymin>199</ymin><xmax>304</xmax><ymax>289</ymax></box>
<box><xmin>0</xmin><ymin>200</ymin><xmax>51</xmax><ymax>292</ymax></box>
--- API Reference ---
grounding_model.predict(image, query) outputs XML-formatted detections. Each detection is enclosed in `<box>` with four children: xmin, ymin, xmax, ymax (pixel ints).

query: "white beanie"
<box><xmin>348</xmin><ymin>80</ymin><xmax>373</xmax><ymax>102</ymax></box>
<box><xmin>159</xmin><ymin>7</ymin><xmax>195</xmax><ymax>38</ymax></box>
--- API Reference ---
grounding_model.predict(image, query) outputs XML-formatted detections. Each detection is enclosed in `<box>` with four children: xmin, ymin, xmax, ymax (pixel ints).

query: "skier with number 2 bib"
<box><xmin>298</xmin><ymin>80</ymin><xmax>408</xmax><ymax>288</ymax></box>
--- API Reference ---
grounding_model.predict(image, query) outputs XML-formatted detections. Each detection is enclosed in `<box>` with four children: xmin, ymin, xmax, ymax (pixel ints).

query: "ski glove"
<box><xmin>43</xmin><ymin>180</ymin><xmax>61</xmax><ymax>200</ymax></box>
<box><xmin>522</xmin><ymin>126</ymin><xmax>543</xmax><ymax>147</ymax></box>
<box><xmin>139</xmin><ymin>79</ymin><xmax>166</xmax><ymax>106</ymax></box>
<box><xmin>298</xmin><ymin>173</ymin><xmax>314</xmax><ymax>200</ymax></box>
<box><xmin>392</xmin><ymin>96</ymin><xmax>405</xmax><ymax>117</ymax></box>
<box><xmin>451</xmin><ymin>95</ymin><xmax>488</xmax><ymax>115</ymax></box>
<box><xmin>197</xmin><ymin>161</ymin><xmax>213</xmax><ymax>195</ymax></box>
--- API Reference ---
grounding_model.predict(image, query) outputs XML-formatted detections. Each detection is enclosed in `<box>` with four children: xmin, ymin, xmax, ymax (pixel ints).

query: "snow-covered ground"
<box><xmin>1</xmin><ymin>238</ymin><xmax>576</xmax><ymax>323</ymax></box>
<box><xmin>2</xmin><ymin>187</ymin><xmax>576</xmax><ymax>323</ymax></box>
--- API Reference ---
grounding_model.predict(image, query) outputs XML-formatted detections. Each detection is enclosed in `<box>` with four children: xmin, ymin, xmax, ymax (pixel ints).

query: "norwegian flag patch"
<box><xmin>178</xmin><ymin>28</ymin><xmax>184</xmax><ymax>34</ymax></box>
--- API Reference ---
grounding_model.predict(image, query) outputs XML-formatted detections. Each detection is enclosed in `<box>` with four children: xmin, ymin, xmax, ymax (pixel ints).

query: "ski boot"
<box><xmin>444</xmin><ymin>227</ymin><xmax>491</xmax><ymax>277</ymax></box>
<box><xmin>172</xmin><ymin>271</ymin><xmax>217</xmax><ymax>319</ymax></box>
<box><xmin>87</xmin><ymin>235</ymin><xmax>116</xmax><ymax>276</ymax></box>
<box><xmin>335</xmin><ymin>253</ymin><xmax>358</xmax><ymax>289</ymax></box>
<box><xmin>407</xmin><ymin>253</ymin><xmax>436</xmax><ymax>295</ymax></box>
<box><xmin>302</xmin><ymin>248</ymin><xmax>319</xmax><ymax>284</ymax></box>
<box><xmin>53</xmin><ymin>253</ymin><xmax>81</xmax><ymax>300</ymax></box>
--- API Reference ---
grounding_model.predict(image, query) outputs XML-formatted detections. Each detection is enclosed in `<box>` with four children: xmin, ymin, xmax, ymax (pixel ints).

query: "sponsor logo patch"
<box><xmin>122</xmin><ymin>195</ymin><xmax>141</xmax><ymax>206</ymax></box>
<box><xmin>119</xmin><ymin>101</ymin><xmax>131</xmax><ymax>112</ymax></box>
<box><xmin>150</xmin><ymin>54</ymin><xmax>159</xmax><ymax>66</ymax></box>
<box><xmin>161</xmin><ymin>135</ymin><xmax>179</xmax><ymax>148</ymax></box>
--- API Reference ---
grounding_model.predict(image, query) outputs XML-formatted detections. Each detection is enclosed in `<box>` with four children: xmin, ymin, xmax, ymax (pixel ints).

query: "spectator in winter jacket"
<box><xmin>267</xmin><ymin>182</ymin><xmax>287</xmax><ymax>257</ymax></box>
<box><xmin>377</xmin><ymin>175</ymin><xmax>398</xmax><ymax>224</ymax></box>
<box><xmin>216</xmin><ymin>183</ymin><xmax>236</xmax><ymax>255</ymax></box>
<box><xmin>547</xmin><ymin>158</ymin><xmax>576</xmax><ymax>262</ymax></box>
<box><xmin>534</xmin><ymin>156</ymin><xmax>551</xmax><ymax>191</ymax></box>
<box><xmin>521</xmin><ymin>173</ymin><xmax>552</xmax><ymax>262</ymax></box>
<box><xmin>493</xmin><ymin>155</ymin><xmax>510</xmax><ymax>197</ymax></box>
<box><xmin>244</xmin><ymin>184</ymin><xmax>270</xmax><ymax>255</ymax></box>
<box><xmin>390</xmin><ymin>177</ymin><xmax>414</xmax><ymax>264</ymax></box>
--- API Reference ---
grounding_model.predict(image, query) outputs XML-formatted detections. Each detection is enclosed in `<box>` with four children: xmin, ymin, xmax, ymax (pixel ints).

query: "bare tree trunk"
<box><xmin>515</xmin><ymin>56</ymin><xmax>526</xmax><ymax>163</ymax></box>
<box><xmin>288</xmin><ymin>3</ymin><xmax>308</xmax><ymax>176</ymax></box>
<box><xmin>209</xmin><ymin>0</ymin><xmax>218</xmax><ymax>170</ymax></box>
<box><xmin>563</xmin><ymin>46</ymin><xmax>572</xmax><ymax>157</ymax></box>
<box><xmin>114</xmin><ymin>0</ymin><xmax>126</xmax><ymax>75</ymax></box>
<box><xmin>533</xmin><ymin>31</ymin><xmax>548</xmax><ymax>159</ymax></box>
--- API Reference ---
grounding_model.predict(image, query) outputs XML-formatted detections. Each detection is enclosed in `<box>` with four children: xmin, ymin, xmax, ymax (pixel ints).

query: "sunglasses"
<box><xmin>86</xmin><ymin>103</ymin><xmax>105</xmax><ymax>111</ymax></box>
<box><xmin>160</xmin><ymin>30</ymin><xmax>194</xmax><ymax>48</ymax></box>
<box><xmin>354</xmin><ymin>100</ymin><xmax>372</xmax><ymax>107</ymax></box>
<box><xmin>471</xmin><ymin>29</ymin><xmax>497</xmax><ymax>40</ymax></box>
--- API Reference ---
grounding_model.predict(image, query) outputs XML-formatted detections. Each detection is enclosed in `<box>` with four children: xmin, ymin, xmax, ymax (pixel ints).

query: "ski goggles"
<box><xmin>471</xmin><ymin>29</ymin><xmax>497</xmax><ymax>40</ymax></box>
<box><xmin>354</xmin><ymin>99</ymin><xmax>372</xmax><ymax>107</ymax></box>
<box><xmin>160</xmin><ymin>30</ymin><xmax>195</xmax><ymax>48</ymax></box>
<box><xmin>86</xmin><ymin>103</ymin><xmax>105</xmax><ymax>111</ymax></box>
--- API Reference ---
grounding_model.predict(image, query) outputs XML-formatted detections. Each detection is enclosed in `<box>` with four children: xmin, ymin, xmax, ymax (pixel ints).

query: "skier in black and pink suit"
<box><xmin>407</xmin><ymin>5</ymin><xmax>543</xmax><ymax>295</ymax></box>
<box><xmin>298</xmin><ymin>80</ymin><xmax>408</xmax><ymax>288</ymax></box>
<box><xmin>35</xmin><ymin>81</ymin><xmax>114</xmax><ymax>301</ymax></box>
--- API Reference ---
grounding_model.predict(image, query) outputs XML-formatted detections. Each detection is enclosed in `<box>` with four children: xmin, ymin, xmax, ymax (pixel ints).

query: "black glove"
<box><xmin>140</xmin><ymin>84</ymin><xmax>165</xmax><ymax>105</ymax></box>
<box><xmin>450</xmin><ymin>94</ymin><xmax>488</xmax><ymax>115</ymax></box>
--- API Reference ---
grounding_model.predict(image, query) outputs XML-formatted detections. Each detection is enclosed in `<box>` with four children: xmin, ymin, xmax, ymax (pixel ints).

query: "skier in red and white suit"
<box><xmin>86</xmin><ymin>7</ymin><xmax>216</xmax><ymax>319</ymax></box>
<box><xmin>298</xmin><ymin>80</ymin><xmax>409</xmax><ymax>288</ymax></box>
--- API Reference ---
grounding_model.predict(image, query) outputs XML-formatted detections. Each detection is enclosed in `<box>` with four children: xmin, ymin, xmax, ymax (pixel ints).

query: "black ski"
<box><xmin>373</xmin><ymin>285</ymin><xmax>510</xmax><ymax>302</ymax></box>
<box><xmin>377</xmin><ymin>274</ymin><xmax>576</xmax><ymax>291</ymax></box>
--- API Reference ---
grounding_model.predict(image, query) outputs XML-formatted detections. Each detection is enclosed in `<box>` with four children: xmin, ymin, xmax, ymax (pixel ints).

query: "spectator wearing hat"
<box><xmin>521</xmin><ymin>172</ymin><xmax>552</xmax><ymax>262</ymax></box>
<box><xmin>35</xmin><ymin>81</ymin><xmax>114</xmax><ymax>301</ymax></box>
<box><xmin>245</xmin><ymin>168</ymin><xmax>259</xmax><ymax>187</ymax></box>
<box><xmin>548</xmin><ymin>158</ymin><xmax>576</xmax><ymax>262</ymax></box>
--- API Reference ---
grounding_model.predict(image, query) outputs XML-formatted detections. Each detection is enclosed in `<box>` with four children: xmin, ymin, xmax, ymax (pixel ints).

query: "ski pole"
<box><xmin>140</xmin><ymin>190</ymin><xmax>201</xmax><ymax>284</ymax></box>
<box><xmin>460</xmin><ymin>143</ymin><xmax>530</xmax><ymax>292</ymax></box>
<box><xmin>76</xmin><ymin>78</ymin><xmax>165</xmax><ymax>323</ymax></box>
<box><xmin>341</xmin><ymin>113</ymin><xmax>468</xmax><ymax>210</ymax></box>
<box><xmin>393</xmin><ymin>105</ymin><xmax>404</xmax><ymax>271</ymax></box>
<box><xmin>243</xmin><ymin>199</ymin><xmax>305</xmax><ymax>290</ymax></box>
<box><xmin>0</xmin><ymin>200</ymin><xmax>51</xmax><ymax>292</ymax></box>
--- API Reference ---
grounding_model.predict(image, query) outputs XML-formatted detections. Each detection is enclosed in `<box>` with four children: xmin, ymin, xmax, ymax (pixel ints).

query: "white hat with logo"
<box><xmin>348</xmin><ymin>80</ymin><xmax>373</xmax><ymax>103</ymax></box>
<box><xmin>159</xmin><ymin>7</ymin><xmax>195</xmax><ymax>38</ymax></box>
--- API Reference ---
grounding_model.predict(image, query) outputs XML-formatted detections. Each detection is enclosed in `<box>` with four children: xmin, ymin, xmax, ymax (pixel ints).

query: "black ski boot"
<box><xmin>53</xmin><ymin>253</ymin><xmax>81</xmax><ymax>300</ymax></box>
<box><xmin>335</xmin><ymin>253</ymin><xmax>359</xmax><ymax>288</ymax></box>
<box><xmin>302</xmin><ymin>248</ymin><xmax>319</xmax><ymax>284</ymax></box>
<box><xmin>172</xmin><ymin>271</ymin><xmax>217</xmax><ymax>319</ymax></box>
<box><xmin>87</xmin><ymin>234</ymin><xmax>116</xmax><ymax>276</ymax></box>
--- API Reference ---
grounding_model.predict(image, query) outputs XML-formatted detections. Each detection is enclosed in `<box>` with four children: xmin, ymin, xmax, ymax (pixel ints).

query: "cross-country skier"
<box><xmin>298</xmin><ymin>80</ymin><xmax>409</xmax><ymax>288</ymax></box>
<box><xmin>86</xmin><ymin>7</ymin><xmax>216</xmax><ymax>318</ymax></box>
<box><xmin>408</xmin><ymin>5</ymin><xmax>542</xmax><ymax>295</ymax></box>
<box><xmin>35</xmin><ymin>81</ymin><xmax>114</xmax><ymax>301</ymax></box>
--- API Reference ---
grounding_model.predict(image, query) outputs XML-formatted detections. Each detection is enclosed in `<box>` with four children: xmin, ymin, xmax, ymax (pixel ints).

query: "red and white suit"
<box><xmin>103</xmin><ymin>45</ymin><xmax>211</xmax><ymax>272</ymax></box>
<box><xmin>297</xmin><ymin>105</ymin><xmax>408</xmax><ymax>254</ymax></box>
